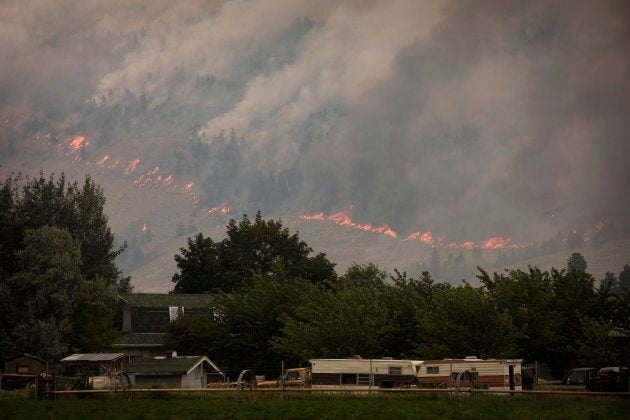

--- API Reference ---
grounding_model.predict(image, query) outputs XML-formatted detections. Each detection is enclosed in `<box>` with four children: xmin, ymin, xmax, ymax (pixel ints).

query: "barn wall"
<box><xmin>181</xmin><ymin>366</ymin><xmax>205</xmax><ymax>388</ymax></box>
<box><xmin>4</xmin><ymin>357</ymin><xmax>46</xmax><ymax>374</ymax></box>
<box><xmin>134</xmin><ymin>375</ymin><xmax>181</xmax><ymax>389</ymax></box>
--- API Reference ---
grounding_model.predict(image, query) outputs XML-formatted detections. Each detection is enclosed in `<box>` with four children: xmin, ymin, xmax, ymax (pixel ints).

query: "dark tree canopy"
<box><xmin>172</xmin><ymin>211</ymin><xmax>337</xmax><ymax>293</ymax></box>
<box><xmin>0</xmin><ymin>172</ymin><xmax>130</xmax><ymax>290</ymax></box>
<box><xmin>0</xmin><ymin>172</ymin><xmax>127</xmax><ymax>361</ymax></box>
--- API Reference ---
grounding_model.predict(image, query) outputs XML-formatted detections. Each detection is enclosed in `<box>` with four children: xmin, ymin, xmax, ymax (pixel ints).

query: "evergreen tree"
<box><xmin>567</xmin><ymin>252</ymin><xmax>588</xmax><ymax>272</ymax></box>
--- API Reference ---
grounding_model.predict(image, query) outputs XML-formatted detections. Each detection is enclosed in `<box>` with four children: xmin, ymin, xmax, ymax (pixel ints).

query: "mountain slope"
<box><xmin>1</xmin><ymin>135</ymin><xmax>627</xmax><ymax>292</ymax></box>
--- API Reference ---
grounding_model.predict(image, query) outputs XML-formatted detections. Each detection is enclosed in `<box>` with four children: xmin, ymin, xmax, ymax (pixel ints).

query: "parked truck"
<box><xmin>258</xmin><ymin>358</ymin><xmax>422</xmax><ymax>389</ymax></box>
<box><xmin>256</xmin><ymin>367</ymin><xmax>311</xmax><ymax>388</ymax></box>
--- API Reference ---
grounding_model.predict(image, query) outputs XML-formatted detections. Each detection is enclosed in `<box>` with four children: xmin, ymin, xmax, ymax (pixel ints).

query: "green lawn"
<box><xmin>1</xmin><ymin>393</ymin><xmax>628</xmax><ymax>419</ymax></box>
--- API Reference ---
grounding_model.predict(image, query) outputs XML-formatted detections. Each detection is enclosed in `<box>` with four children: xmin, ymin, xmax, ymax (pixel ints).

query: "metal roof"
<box><xmin>4</xmin><ymin>353</ymin><xmax>46</xmax><ymax>363</ymax></box>
<box><xmin>119</xmin><ymin>293</ymin><xmax>215</xmax><ymax>308</ymax></box>
<box><xmin>60</xmin><ymin>353</ymin><xmax>126</xmax><ymax>363</ymax></box>
<box><xmin>112</xmin><ymin>333</ymin><xmax>166</xmax><ymax>347</ymax></box>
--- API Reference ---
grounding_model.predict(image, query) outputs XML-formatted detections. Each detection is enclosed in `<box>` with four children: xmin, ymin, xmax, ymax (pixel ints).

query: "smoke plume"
<box><xmin>1</xmin><ymin>0</ymin><xmax>628</xmax><ymax>243</ymax></box>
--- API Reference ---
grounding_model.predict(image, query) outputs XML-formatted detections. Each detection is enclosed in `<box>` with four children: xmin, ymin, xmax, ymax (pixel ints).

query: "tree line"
<box><xmin>168</xmin><ymin>214</ymin><xmax>630</xmax><ymax>378</ymax></box>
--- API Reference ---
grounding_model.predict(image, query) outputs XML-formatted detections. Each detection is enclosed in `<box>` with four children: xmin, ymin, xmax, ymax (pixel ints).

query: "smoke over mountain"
<box><xmin>2</xmin><ymin>0</ymin><xmax>629</xmax><ymax>244</ymax></box>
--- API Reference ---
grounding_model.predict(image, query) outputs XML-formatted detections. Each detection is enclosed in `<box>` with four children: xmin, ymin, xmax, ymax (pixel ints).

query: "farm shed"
<box><xmin>123</xmin><ymin>356</ymin><xmax>223</xmax><ymax>389</ymax></box>
<box><xmin>60</xmin><ymin>353</ymin><xmax>126</xmax><ymax>377</ymax></box>
<box><xmin>113</xmin><ymin>293</ymin><xmax>215</xmax><ymax>358</ymax></box>
<box><xmin>4</xmin><ymin>354</ymin><xmax>46</xmax><ymax>375</ymax></box>
<box><xmin>2</xmin><ymin>354</ymin><xmax>46</xmax><ymax>390</ymax></box>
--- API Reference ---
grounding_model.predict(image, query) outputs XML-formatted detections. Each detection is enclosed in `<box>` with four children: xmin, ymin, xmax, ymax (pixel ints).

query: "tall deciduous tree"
<box><xmin>478</xmin><ymin>267</ymin><xmax>561</xmax><ymax>363</ymax></box>
<box><xmin>172</xmin><ymin>233</ymin><xmax>221</xmax><ymax>293</ymax></box>
<box><xmin>0</xmin><ymin>172</ymin><xmax>128</xmax><ymax>361</ymax></box>
<box><xmin>273</xmin><ymin>264</ymin><xmax>390</xmax><ymax>361</ymax></box>
<box><xmin>418</xmin><ymin>283</ymin><xmax>518</xmax><ymax>359</ymax></box>
<box><xmin>1</xmin><ymin>227</ymin><xmax>83</xmax><ymax>360</ymax></box>
<box><xmin>170</xmin><ymin>266</ymin><xmax>320</xmax><ymax>374</ymax></box>
<box><xmin>0</xmin><ymin>172</ymin><xmax>130</xmax><ymax>291</ymax></box>
<box><xmin>172</xmin><ymin>212</ymin><xmax>336</xmax><ymax>293</ymax></box>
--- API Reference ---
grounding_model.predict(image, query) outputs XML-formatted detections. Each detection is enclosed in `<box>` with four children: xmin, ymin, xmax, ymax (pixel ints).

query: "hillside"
<box><xmin>1</xmin><ymin>135</ymin><xmax>628</xmax><ymax>292</ymax></box>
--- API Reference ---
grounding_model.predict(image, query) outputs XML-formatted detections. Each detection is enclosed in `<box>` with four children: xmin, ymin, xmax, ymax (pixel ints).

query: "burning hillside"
<box><xmin>1</xmin><ymin>1</ymin><xmax>629</xmax><ymax>290</ymax></box>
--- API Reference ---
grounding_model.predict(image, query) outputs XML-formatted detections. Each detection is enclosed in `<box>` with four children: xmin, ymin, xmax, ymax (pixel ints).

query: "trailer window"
<box><xmin>427</xmin><ymin>366</ymin><xmax>439</xmax><ymax>374</ymax></box>
<box><xmin>341</xmin><ymin>374</ymin><xmax>357</xmax><ymax>384</ymax></box>
<box><xmin>389</xmin><ymin>367</ymin><xmax>402</xmax><ymax>375</ymax></box>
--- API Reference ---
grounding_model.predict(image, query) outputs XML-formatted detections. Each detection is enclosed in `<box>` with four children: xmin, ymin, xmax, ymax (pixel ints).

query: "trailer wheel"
<box><xmin>27</xmin><ymin>381</ymin><xmax>37</xmax><ymax>393</ymax></box>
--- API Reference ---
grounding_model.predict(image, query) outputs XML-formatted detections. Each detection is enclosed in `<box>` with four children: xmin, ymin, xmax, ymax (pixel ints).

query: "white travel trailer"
<box><xmin>309</xmin><ymin>358</ymin><xmax>423</xmax><ymax>389</ymax></box>
<box><xmin>416</xmin><ymin>357</ymin><xmax>523</xmax><ymax>391</ymax></box>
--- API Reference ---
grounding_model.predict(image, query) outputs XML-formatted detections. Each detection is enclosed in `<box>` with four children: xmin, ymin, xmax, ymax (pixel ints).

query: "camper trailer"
<box><xmin>416</xmin><ymin>357</ymin><xmax>522</xmax><ymax>391</ymax></box>
<box><xmin>309</xmin><ymin>358</ymin><xmax>422</xmax><ymax>389</ymax></box>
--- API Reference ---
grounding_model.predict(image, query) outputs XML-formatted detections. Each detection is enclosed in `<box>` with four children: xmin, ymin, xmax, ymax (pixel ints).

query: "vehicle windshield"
<box><xmin>286</xmin><ymin>371</ymin><xmax>301</xmax><ymax>381</ymax></box>
<box><xmin>563</xmin><ymin>371</ymin><xmax>585</xmax><ymax>384</ymax></box>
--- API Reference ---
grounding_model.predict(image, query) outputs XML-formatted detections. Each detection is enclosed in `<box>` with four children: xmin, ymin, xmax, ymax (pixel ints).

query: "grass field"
<box><xmin>1</xmin><ymin>392</ymin><xmax>628</xmax><ymax>419</ymax></box>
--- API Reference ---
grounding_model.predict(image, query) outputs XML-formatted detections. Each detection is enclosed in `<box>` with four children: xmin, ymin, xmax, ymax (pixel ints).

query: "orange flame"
<box><xmin>300</xmin><ymin>207</ymin><xmax>399</xmax><ymax>238</ymax></box>
<box><xmin>404</xmin><ymin>231</ymin><xmax>435</xmax><ymax>245</ymax></box>
<box><xmin>481</xmin><ymin>237</ymin><xmax>511</xmax><ymax>249</ymax></box>
<box><xmin>583</xmin><ymin>220</ymin><xmax>605</xmax><ymax>241</ymax></box>
<box><xmin>96</xmin><ymin>155</ymin><xmax>109</xmax><ymax>166</ymax></box>
<box><xmin>124</xmin><ymin>158</ymin><xmax>140</xmax><ymax>175</ymax></box>
<box><xmin>208</xmin><ymin>202</ymin><xmax>231</xmax><ymax>216</ymax></box>
<box><xmin>299</xmin><ymin>212</ymin><xmax>325</xmax><ymax>220</ymax></box>
<box><xmin>301</xmin><ymin>208</ymin><xmax>535</xmax><ymax>248</ymax></box>
<box><xmin>69</xmin><ymin>136</ymin><xmax>85</xmax><ymax>151</ymax></box>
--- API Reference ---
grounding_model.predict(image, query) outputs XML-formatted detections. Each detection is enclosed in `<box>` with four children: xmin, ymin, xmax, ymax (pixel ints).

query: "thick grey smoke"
<box><xmin>1</xmin><ymin>0</ymin><xmax>628</xmax><ymax>243</ymax></box>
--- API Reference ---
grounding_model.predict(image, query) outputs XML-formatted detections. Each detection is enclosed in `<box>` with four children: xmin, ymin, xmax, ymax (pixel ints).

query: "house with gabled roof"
<box><xmin>123</xmin><ymin>355</ymin><xmax>224</xmax><ymax>388</ymax></box>
<box><xmin>112</xmin><ymin>293</ymin><xmax>214</xmax><ymax>358</ymax></box>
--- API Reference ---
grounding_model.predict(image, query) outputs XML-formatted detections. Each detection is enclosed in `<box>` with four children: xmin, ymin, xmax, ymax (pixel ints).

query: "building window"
<box><xmin>169</xmin><ymin>306</ymin><xmax>179</xmax><ymax>322</ymax></box>
<box><xmin>427</xmin><ymin>366</ymin><xmax>439</xmax><ymax>374</ymax></box>
<box><xmin>17</xmin><ymin>365</ymin><xmax>30</xmax><ymax>374</ymax></box>
<box><xmin>389</xmin><ymin>367</ymin><xmax>402</xmax><ymax>375</ymax></box>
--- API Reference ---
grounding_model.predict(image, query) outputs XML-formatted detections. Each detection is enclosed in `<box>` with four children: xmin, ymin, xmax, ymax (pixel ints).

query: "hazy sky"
<box><xmin>1</xmin><ymin>0</ymin><xmax>628</xmax><ymax>243</ymax></box>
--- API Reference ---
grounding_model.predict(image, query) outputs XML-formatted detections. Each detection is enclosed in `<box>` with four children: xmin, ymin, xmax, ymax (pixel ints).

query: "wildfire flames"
<box><xmin>25</xmin><ymin>130</ymin><xmax>607</xmax><ymax>250</ymax></box>
<box><xmin>31</xmin><ymin>132</ymin><xmax>202</xmax><ymax>205</ymax></box>
<box><xmin>208</xmin><ymin>202</ymin><xmax>230</xmax><ymax>216</ymax></box>
<box><xmin>583</xmin><ymin>221</ymin><xmax>605</xmax><ymax>241</ymax></box>
<box><xmin>301</xmin><ymin>207</ymin><xmax>535</xmax><ymax>249</ymax></box>
<box><xmin>69</xmin><ymin>136</ymin><xmax>85</xmax><ymax>151</ymax></box>
<box><xmin>124</xmin><ymin>158</ymin><xmax>140</xmax><ymax>175</ymax></box>
<box><xmin>302</xmin><ymin>206</ymin><xmax>398</xmax><ymax>238</ymax></box>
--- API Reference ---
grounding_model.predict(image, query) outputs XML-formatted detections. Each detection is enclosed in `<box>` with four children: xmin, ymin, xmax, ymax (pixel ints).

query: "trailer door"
<box><xmin>508</xmin><ymin>365</ymin><xmax>515</xmax><ymax>390</ymax></box>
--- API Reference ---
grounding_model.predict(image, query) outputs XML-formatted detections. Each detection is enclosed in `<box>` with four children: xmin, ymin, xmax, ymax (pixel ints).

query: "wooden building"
<box><xmin>123</xmin><ymin>356</ymin><xmax>223</xmax><ymax>389</ymax></box>
<box><xmin>3</xmin><ymin>354</ymin><xmax>46</xmax><ymax>375</ymax></box>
